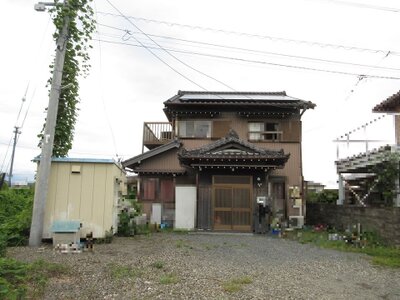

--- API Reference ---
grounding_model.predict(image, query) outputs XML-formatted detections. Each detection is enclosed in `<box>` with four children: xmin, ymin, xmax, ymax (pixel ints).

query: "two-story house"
<box><xmin>122</xmin><ymin>91</ymin><xmax>315</xmax><ymax>231</ymax></box>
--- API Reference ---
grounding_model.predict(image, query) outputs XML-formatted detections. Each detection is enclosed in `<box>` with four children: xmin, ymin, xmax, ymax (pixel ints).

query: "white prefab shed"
<box><xmin>34</xmin><ymin>157</ymin><xmax>127</xmax><ymax>239</ymax></box>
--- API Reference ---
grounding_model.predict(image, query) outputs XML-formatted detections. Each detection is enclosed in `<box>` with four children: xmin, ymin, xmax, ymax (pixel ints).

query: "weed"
<box><xmin>109</xmin><ymin>264</ymin><xmax>141</xmax><ymax>279</ymax></box>
<box><xmin>173</xmin><ymin>229</ymin><xmax>189</xmax><ymax>234</ymax></box>
<box><xmin>286</xmin><ymin>229</ymin><xmax>400</xmax><ymax>268</ymax></box>
<box><xmin>151</xmin><ymin>261</ymin><xmax>165</xmax><ymax>269</ymax></box>
<box><xmin>159</xmin><ymin>273</ymin><xmax>178</xmax><ymax>284</ymax></box>
<box><xmin>176</xmin><ymin>239</ymin><xmax>192</xmax><ymax>249</ymax></box>
<box><xmin>222</xmin><ymin>276</ymin><xmax>252</xmax><ymax>293</ymax></box>
<box><xmin>176</xmin><ymin>240</ymin><xmax>184</xmax><ymax>248</ymax></box>
<box><xmin>0</xmin><ymin>258</ymin><xmax>68</xmax><ymax>299</ymax></box>
<box><xmin>222</xmin><ymin>281</ymin><xmax>242</xmax><ymax>293</ymax></box>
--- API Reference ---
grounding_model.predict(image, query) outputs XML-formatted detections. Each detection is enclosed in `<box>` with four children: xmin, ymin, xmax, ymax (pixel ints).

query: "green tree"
<box><xmin>38</xmin><ymin>0</ymin><xmax>96</xmax><ymax>157</ymax></box>
<box><xmin>373</xmin><ymin>153</ymin><xmax>400</xmax><ymax>206</ymax></box>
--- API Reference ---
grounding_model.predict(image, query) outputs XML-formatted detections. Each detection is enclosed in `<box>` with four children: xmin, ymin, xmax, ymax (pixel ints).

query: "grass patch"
<box><xmin>0</xmin><ymin>258</ymin><xmax>69</xmax><ymax>299</ymax></box>
<box><xmin>286</xmin><ymin>229</ymin><xmax>400</xmax><ymax>268</ymax></box>
<box><xmin>222</xmin><ymin>276</ymin><xmax>252</xmax><ymax>293</ymax></box>
<box><xmin>176</xmin><ymin>239</ymin><xmax>184</xmax><ymax>248</ymax></box>
<box><xmin>173</xmin><ymin>229</ymin><xmax>189</xmax><ymax>235</ymax></box>
<box><xmin>176</xmin><ymin>239</ymin><xmax>193</xmax><ymax>249</ymax></box>
<box><xmin>109</xmin><ymin>264</ymin><xmax>141</xmax><ymax>279</ymax></box>
<box><xmin>151</xmin><ymin>261</ymin><xmax>165</xmax><ymax>269</ymax></box>
<box><xmin>159</xmin><ymin>273</ymin><xmax>178</xmax><ymax>284</ymax></box>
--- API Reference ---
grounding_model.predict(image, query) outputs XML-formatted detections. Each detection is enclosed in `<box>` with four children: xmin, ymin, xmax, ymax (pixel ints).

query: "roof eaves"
<box><xmin>372</xmin><ymin>90</ymin><xmax>400</xmax><ymax>112</ymax></box>
<box><xmin>122</xmin><ymin>139</ymin><xmax>181</xmax><ymax>168</ymax></box>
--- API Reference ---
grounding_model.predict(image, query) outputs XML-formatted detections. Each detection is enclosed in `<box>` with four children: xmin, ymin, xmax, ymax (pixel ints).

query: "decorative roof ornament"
<box><xmin>226</xmin><ymin>129</ymin><xmax>239</xmax><ymax>139</ymax></box>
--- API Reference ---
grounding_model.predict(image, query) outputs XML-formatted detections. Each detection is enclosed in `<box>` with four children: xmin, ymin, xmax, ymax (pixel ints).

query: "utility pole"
<box><xmin>29</xmin><ymin>1</ymin><xmax>69</xmax><ymax>247</ymax></box>
<box><xmin>8</xmin><ymin>126</ymin><xmax>21</xmax><ymax>187</ymax></box>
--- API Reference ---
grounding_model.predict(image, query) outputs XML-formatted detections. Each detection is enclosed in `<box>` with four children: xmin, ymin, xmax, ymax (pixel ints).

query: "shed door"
<box><xmin>213</xmin><ymin>176</ymin><xmax>252</xmax><ymax>231</ymax></box>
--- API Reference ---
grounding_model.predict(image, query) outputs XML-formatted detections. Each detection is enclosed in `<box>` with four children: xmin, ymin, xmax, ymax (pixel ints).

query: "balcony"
<box><xmin>143</xmin><ymin>122</ymin><xmax>174</xmax><ymax>150</ymax></box>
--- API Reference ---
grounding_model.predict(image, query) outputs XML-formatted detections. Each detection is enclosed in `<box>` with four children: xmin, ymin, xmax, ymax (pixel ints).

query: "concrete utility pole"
<box><xmin>8</xmin><ymin>126</ymin><xmax>21</xmax><ymax>187</ymax></box>
<box><xmin>29</xmin><ymin>1</ymin><xmax>69</xmax><ymax>247</ymax></box>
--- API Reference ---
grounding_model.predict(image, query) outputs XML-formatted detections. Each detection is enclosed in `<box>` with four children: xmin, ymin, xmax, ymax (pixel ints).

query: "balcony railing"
<box><xmin>143</xmin><ymin>122</ymin><xmax>174</xmax><ymax>150</ymax></box>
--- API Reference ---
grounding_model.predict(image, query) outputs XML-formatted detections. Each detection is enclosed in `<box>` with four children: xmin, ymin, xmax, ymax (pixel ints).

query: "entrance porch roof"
<box><xmin>178</xmin><ymin>130</ymin><xmax>290</xmax><ymax>171</ymax></box>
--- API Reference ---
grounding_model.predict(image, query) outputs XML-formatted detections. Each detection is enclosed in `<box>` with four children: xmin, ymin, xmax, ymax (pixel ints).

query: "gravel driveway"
<box><xmin>8</xmin><ymin>232</ymin><xmax>400</xmax><ymax>299</ymax></box>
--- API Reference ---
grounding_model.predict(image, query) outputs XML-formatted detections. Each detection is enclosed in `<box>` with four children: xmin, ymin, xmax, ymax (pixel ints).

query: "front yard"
<box><xmin>6</xmin><ymin>232</ymin><xmax>400</xmax><ymax>299</ymax></box>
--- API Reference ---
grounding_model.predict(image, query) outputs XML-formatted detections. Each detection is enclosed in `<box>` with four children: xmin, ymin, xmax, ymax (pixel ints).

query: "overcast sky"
<box><xmin>1</xmin><ymin>0</ymin><xmax>400</xmax><ymax>187</ymax></box>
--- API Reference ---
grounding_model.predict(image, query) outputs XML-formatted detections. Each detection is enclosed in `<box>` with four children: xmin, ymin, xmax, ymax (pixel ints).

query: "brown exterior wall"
<box><xmin>136</xmin><ymin>148</ymin><xmax>184</xmax><ymax>172</ymax></box>
<box><xmin>306</xmin><ymin>203</ymin><xmax>400</xmax><ymax>245</ymax></box>
<box><xmin>176</xmin><ymin>113</ymin><xmax>301</xmax><ymax>142</ymax></box>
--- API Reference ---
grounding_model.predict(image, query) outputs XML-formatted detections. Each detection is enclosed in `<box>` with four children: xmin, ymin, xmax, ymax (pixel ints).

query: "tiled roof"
<box><xmin>178</xmin><ymin>130</ymin><xmax>290</xmax><ymax>169</ymax></box>
<box><xmin>122</xmin><ymin>139</ymin><xmax>181</xmax><ymax>169</ymax></box>
<box><xmin>164</xmin><ymin>90</ymin><xmax>316</xmax><ymax>109</ymax></box>
<box><xmin>372</xmin><ymin>90</ymin><xmax>400</xmax><ymax>112</ymax></box>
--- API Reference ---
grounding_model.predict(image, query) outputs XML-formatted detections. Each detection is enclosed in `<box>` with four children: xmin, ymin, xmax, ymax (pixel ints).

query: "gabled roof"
<box><xmin>122</xmin><ymin>139</ymin><xmax>182</xmax><ymax>169</ymax></box>
<box><xmin>178</xmin><ymin>130</ymin><xmax>290</xmax><ymax>170</ymax></box>
<box><xmin>372</xmin><ymin>90</ymin><xmax>400</xmax><ymax>113</ymax></box>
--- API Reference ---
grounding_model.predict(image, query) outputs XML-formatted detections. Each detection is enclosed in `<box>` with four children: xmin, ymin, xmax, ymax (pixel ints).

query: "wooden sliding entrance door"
<box><xmin>212</xmin><ymin>176</ymin><xmax>252</xmax><ymax>231</ymax></box>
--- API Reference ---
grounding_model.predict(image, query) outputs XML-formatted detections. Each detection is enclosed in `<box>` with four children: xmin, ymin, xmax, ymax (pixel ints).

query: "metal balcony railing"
<box><xmin>143</xmin><ymin>122</ymin><xmax>174</xmax><ymax>150</ymax></box>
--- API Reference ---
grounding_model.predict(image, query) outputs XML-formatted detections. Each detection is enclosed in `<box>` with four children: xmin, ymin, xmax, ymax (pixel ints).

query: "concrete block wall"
<box><xmin>306</xmin><ymin>203</ymin><xmax>400</xmax><ymax>245</ymax></box>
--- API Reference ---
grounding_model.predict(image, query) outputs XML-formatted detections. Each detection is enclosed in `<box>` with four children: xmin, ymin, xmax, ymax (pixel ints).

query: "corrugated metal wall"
<box><xmin>43</xmin><ymin>162</ymin><xmax>125</xmax><ymax>239</ymax></box>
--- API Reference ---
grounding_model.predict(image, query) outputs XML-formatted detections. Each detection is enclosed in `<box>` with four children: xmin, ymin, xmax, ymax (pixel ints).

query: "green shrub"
<box><xmin>0</xmin><ymin>234</ymin><xmax>7</xmax><ymax>257</ymax></box>
<box><xmin>117</xmin><ymin>211</ymin><xmax>133</xmax><ymax>236</ymax></box>
<box><xmin>0</xmin><ymin>258</ymin><xmax>68</xmax><ymax>299</ymax></box>
<box><xmin>0</xmin><ymin>189</ymin><xmax>33</xmax><ymax>247</ymax></box>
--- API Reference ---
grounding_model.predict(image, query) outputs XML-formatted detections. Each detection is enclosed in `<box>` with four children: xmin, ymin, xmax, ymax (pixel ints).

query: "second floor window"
<box><xmin>248</xmin><ymin>122</ymin><xmax>280</xmax><ymax>141</ymax></box>
<box><xmin>179</xmin><ymin>120</ymin><xmax>211</xmax><ymax>138</ymax></box>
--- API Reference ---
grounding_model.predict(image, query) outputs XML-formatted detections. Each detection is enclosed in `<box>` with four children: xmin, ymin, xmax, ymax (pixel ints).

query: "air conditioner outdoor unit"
<box><xmin>289</xmin><ymin>216</ymin><xmax>304</xmax><ymax>229</ymax></box>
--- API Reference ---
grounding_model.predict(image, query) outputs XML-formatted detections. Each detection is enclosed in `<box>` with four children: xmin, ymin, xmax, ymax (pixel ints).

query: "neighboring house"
<box><xmin>305</xmin><ymin>181</ymin><xmax>325</xmax><ymax>193</ymax></box>
<box><xmin>336</xmin><ymin>90</ymin><xmax>400</xmax><ymax>207</ymax></box>
<box><xmin>33</xmin><ymin>157</ymin><xmax>127</xmax><ymax>239</ymax></box>
<box><xmin>123</xmin><ymin>91</ymin><xmax>315</xmax><ymax>231</ymax></box>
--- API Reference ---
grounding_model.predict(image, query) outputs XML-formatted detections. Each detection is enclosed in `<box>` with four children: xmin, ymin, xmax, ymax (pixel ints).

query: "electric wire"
<box><xmin>94</xmin><ymin>1</ymin><xmax>119</xmax><ymax>159</ymax></box>
<box><xmin>0</xmin><ymin>86</ymin><xmax>29</xmax><ymax>174</ymax></box>
<box><xmin>304</xmin><ymin>0</ymin><xmax>400</xmax><ymax>13</ymax></box>
<box><xmin>96</xmin><ymin>25</ymin><xmax>400</xmax><ymax>73</ymax></box>
<box><xmin>103</xmin><ymin>0</ymin><xmax>236</xmax><ymax>92</ymax></box>
<box><xmin>0</xmin><ymin>137</ymin><xmax>13</xmax><ymax>173</ymax></box>
<box><xmin>103</xmin><ymin>1</ymin><xmax>208</xmax><ymax>91</ymax></box>
<box><xmin>94</xmin><ymin>38</ymin><xmax>400</xmax><ymax>80</ymax></box>
<box><xmin>96</xmin><ymin>11</ymin><xmax>400</xmax><ymax>56</ymax></box>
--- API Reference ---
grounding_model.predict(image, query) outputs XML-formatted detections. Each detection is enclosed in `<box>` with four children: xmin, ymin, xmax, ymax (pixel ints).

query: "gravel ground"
<box><xmin>7</xmin><ymin>233</ymin><xmax>400</xmax><ymax>299</ymax></box>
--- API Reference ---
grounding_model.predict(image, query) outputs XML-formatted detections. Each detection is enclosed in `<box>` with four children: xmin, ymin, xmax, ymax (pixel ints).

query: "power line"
<box><xmin>94</xmin><ymin>38</ymin><xmax>400</xmax><ymax>80</ymax></box>
<box><xmin>305</xmin><ymin>0</ymin><xmax>400</xmax><ymax>13</ymax></box>
<box><xmin>97</xmin><ymin>23</ymin><xmax>400</xmax><ymax>73</ymax></box>
<box><xmin>96</xmin><ymin>11</ymin><xmax>400</xmax><ymax>56</ymax></box>
<box><xmin>103</xmin><ymin>1</ymin><xmax>236</xmax><ymax>92</ymax></box>
<box><xmin>103</xmin><ymin>1</ymin><xmax>208</xmax><ymax>91</ymax></box>
<box><xmin>0</xmin><ymin>137</ymin><xmax>13</xmax><ymax>173</ymax></box>
<box><xmin>94</xmin><ymin>2</ymin><xmax>119</xmax><ymax>159</ymax></box>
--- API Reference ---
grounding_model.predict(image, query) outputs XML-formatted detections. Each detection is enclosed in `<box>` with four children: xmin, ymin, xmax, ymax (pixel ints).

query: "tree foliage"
<box><xmin>373</xmin><ymin>152</ymin><xmax>400</xmax><ymax>205</ymax></box>
<box><xmin>38</xmin><ymin>0</ymin><xmax>96</xmax><ymax>157</ymax></box>
<box><xmin>0</xmin><ymin>189</ymin><xmax>34</xmax><ymax>248</ymax></box>
<box><xmin>307</xmin><ymin>189</ymin><xmax>338</xmax><ymax>204</ymax></box>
